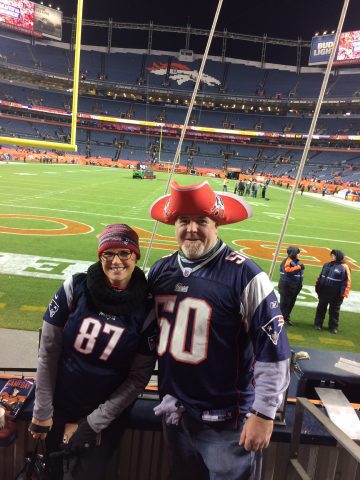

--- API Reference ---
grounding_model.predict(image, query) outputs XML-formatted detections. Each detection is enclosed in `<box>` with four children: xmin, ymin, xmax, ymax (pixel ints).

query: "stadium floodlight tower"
<box><xmin>0</xmin><ymin>0</ymin><xmax>84</xmax><ymax>153</ymax></box>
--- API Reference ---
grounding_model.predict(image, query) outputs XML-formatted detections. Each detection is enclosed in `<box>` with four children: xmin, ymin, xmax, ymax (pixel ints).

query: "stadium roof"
<box><xmin>55</xmin><ymin>0</ymin><xmax>359</xmax><ymax>41</ymax></box>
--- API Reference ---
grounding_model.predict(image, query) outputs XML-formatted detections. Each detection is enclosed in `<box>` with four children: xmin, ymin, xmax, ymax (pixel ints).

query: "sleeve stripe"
<box><xmin>63</xmin><ymin>276</ymin><xmax>74</xmax><ymax>310</ymax></box>
<box><xmin>240</xmin><ymin>271</ymin><xmax>274</xmax><ymax>328</ymax></box>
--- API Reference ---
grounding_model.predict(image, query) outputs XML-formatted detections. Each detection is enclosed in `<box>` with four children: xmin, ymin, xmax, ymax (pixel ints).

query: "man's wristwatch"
<box><xmin>249</xmin><ymin>408</ymin><xmax>274</xmax><ymax>421</ymax></box>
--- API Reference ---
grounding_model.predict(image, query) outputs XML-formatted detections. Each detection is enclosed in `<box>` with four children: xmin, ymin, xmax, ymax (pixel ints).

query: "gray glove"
<box><xmin>153</xmin><ymin>394</ymin><xmax>185</xmax><ymax>425</ymax></box>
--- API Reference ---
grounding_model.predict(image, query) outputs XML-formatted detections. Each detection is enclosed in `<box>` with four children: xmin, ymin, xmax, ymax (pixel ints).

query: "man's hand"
<box><xmin>29</xmin><ymin>417</ymin><xmax>53</xmax><ymax>440</ymax></box>
<box><xmin>239</xmin><ymin>415</ymin><xmax>273</xmax><ymax>451</ymax></box>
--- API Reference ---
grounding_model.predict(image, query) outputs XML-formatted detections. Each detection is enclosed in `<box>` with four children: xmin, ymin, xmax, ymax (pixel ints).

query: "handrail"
<box><xmin>288</xmin><ymin>397</ymin><xmax>360</xmax><ymax>480</ymax></box>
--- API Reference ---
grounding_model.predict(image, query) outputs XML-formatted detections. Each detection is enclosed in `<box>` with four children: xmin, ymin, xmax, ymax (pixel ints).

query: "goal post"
<box><xmin>0</xmin><ymin>0</ymin><xmax>84</xmax><ymax>153</ymax></box>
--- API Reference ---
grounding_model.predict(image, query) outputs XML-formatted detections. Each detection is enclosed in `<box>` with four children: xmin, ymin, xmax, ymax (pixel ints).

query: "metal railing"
<box><xmin>288</xmin><ymin>397</ymin><xmax>360</xmax><ymax>480</ymax></box>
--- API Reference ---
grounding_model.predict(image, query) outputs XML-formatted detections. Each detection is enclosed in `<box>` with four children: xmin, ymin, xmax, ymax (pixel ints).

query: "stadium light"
<box><xmin>315</xmin><ymin>32</ymin><xmax>319</xmax><ymax>36</ymax></box>
<box><xmin>323</xmin><ymin>30</ymin><xmax>327</xmax><ymax>34</ymax></box>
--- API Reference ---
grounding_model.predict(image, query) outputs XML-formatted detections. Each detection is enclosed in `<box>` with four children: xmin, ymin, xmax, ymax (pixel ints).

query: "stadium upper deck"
<box><xmin>1</xmin><ymin>33</ymin><xmax>360</xmax><ymax>101</ymax></box>
<box><xmin>0</xmin><ymin>30</ymin><xmax>359</xmax><ymax>182</ymax></box>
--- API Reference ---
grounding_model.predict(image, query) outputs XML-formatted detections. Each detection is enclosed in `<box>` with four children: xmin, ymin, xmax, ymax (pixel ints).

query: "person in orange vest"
<box><xmin>278</xmin><ymin>247</ymin><xmax>304</xmax><ymax>326</ymax></box>
<box><xmin>314</xmin><ymin>249</ymin><xmax>351</xmax><ymax>334</ymax></box>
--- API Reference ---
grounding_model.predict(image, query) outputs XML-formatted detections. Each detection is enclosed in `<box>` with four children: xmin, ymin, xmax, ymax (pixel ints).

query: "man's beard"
<box><xmin>181</xmin><ymin>240</ymin><xmax>205</xmax><ymax>259</ymax></box>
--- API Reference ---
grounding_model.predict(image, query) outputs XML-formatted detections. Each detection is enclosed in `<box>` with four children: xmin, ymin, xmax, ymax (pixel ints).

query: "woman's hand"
<box><xmin>29</xmin><ymin>417</ymin><xmax>53</xmax><ymax>440</ymax></box>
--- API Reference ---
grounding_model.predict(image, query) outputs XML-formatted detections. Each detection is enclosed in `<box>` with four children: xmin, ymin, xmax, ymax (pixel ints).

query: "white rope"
<box><xmin>141</xmin><ymin>0</ymin><xmax>224</xmax><ymax>271</ymax></box>
<box><xmin>268</xmin><ymin>0</ymin><xmax>350</xmax><ymax>279</ymax></box>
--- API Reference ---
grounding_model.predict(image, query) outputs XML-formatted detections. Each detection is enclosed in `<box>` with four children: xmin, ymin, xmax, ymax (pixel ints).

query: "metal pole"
<box><xmin>141</xmin><ymin>0</ymin><xmax>224</xmax><ymax>272</ymax></box>
<box><xmin>268</xmin><ymin>0</ymin><xmax>350</xmax><ymax>279</ymax></box>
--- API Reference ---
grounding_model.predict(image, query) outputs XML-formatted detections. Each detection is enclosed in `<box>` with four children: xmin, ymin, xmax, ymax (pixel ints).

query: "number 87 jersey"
<box><xmin>42</xmin><ymin>272</ymin><xmax>156</xmax><ymax>418</ymax></box>
<box><xmin>148</xmin><ymin>242</ymin><xmax>290</xmax><ymax>420</ymax></box>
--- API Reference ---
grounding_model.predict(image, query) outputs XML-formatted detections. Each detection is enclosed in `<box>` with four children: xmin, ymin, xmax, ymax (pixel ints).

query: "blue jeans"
<box><xmin>163</xmin><ymin>413</ymin><xmax>261</xmax><ymax>480</ymax></box>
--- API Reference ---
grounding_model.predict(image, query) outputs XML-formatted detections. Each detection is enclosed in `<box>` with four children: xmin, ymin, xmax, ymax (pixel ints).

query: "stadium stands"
<box><xmin>0</xmin><ymin>31</ymin><xmax>360</xmax><ymax>184</ymax></box>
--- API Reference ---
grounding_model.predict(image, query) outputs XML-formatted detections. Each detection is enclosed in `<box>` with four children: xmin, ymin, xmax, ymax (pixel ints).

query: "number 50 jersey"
<box><xmin>148</xmin><ymin>242</ymin><xmax>291</xmax><ymax>420</ymax></box>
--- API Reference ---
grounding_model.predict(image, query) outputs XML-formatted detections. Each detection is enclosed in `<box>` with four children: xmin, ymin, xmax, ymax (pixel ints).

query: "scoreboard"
<box><xmin>309</xmin><ymin>30</ymin><xmax>360</xmax><ymax>67</ymax></box>
<box><xmin>0</xmin><ymin>0</ymin><xmax>62</xmax><ymax>40</ymax></box>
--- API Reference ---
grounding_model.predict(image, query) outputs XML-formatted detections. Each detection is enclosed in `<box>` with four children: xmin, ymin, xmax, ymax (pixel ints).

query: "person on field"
<box><xmin>314</xmin><ymin>249</ymin><xmax>351</xmax><ymax>334</ymax></box>
<box><xmin>278</xmin><ymin>246</ymin><xmax>304</xmax><ymax>326</ymax></box>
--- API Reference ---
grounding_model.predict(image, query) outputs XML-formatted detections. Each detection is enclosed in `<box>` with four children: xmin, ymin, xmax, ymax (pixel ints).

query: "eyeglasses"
<box><xmin>101</xmin><ymin>250</ymin><xmax>133</xmax><ymax>261</ymax></box>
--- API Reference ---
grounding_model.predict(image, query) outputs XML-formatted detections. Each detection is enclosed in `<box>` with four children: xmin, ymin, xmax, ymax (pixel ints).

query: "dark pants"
<box><xmin>45</xmin><ymin>415</ymin><xmax>126</xmax><ymax>480</ymax></box>
<box><xmin>314</xmin><ymin>295</ymin><xmax>343</xmax><ymax>331</ymax></box>
<box><xmin>278</xmin><ymin>282</ymin><xmax>301</xmax><ymax>323</ymax></box>
<box><xmin>163</xmin><ymin>413</ymin><xmax>260</xmax><ymax>480</ymax></box>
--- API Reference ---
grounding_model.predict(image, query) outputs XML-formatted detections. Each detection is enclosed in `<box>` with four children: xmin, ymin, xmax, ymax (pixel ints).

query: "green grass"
<box><xmin>0</xmin><ymin>162</ymin><xmax>359</xmax><ymax>352</ymax></box>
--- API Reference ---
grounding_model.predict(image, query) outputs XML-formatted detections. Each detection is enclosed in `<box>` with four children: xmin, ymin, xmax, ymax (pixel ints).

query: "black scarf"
<box><xmin>86</xmin><ymin>261</ymin><xmax>148</xmax><ymax>316</ymax></box>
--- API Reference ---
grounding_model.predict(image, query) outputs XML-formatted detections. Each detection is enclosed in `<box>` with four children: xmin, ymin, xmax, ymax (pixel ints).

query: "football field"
<box><xmin>0</xmin><ymin>162</ymin><xmax>359</xmax><ymax>352</ymax></box>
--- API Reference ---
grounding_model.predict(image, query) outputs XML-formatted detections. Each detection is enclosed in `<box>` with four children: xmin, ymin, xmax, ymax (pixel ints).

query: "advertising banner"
<box><xmin>0</xmin><ymin>0</ymin><xmax>62</xmax><ymax>40</ymax></box>
<box><xmin>34</xmin><ymin>3</ymin><xmax>62</xmax><ymax>41</ymax></box>
<box><xmin>308</xmin><ymin>34</ymin><xmax>335</xmax><ymax>66</ymax></box>
<box><xmin>335</xmin><ymin>30</ymin><xmax>360</xmax><ymax>66</ymax></box>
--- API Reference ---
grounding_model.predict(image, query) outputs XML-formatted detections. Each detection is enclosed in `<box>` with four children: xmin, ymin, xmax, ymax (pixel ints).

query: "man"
<box><xmin>223</xmin><ymin>176</ymin><xmax>229</xmax><ymax>192</ymax></box>
<box><xmin>314</xmin><ymin>249</ymin><xmax>351</xmax><ymax>334</ymax></box>
<box><xmin>148</xmin><ymin>181</ymin><xmax>291</xmax><ymax>480</ymax></box>
<box><xmin>278</xmin><ymin>246</ymin><xmax>305</xmax><ymax>326</ymax></box>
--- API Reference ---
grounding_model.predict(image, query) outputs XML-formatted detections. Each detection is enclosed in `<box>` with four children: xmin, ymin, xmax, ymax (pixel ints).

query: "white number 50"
<box><xmin>156</xmin><ymin>295</ymin><xmax>212</xmax><ymax>364</ymax></box>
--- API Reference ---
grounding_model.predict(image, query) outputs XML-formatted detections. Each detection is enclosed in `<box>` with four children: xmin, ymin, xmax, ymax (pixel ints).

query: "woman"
<box><xmin>314</xmin><ymin>249</ymin><xmax>351</xmax><ymax>334</ymax></box>
<box><xmin>29</xmin><ymin>224</ymin><xmax>157</xmax><ymax>480</ymax></box>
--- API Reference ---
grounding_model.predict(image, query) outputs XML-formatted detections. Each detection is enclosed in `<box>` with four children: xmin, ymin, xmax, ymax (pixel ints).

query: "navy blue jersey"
<box><xmin>148</xmin><ymin>243</ymin><xmax>290</xmax><ymax>419</ymax></box>
<box><xmin>43</xmin><ymin>273</ymin><xmax>156</xmax><ymax>419</ymax></box>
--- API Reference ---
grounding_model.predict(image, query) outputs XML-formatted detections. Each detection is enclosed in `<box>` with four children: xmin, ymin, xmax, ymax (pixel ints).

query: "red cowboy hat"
<box><xmin>149</xmin><ymin>180</ymin><xmax>253</xmax><ymax>225</ymax></box>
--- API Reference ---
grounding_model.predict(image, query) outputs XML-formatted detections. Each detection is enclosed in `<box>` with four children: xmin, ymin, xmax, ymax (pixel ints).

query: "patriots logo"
<box><xmin>262</xmin><ymin>315</ymin><xmax>284</xmax><ymax>345</ymax></box>
<box><xmin>164</xmin><ymin>198</ymin><xmax>171</xmax><ymax>218</ymax></box>
<box><xmin>211</xmin><ymin>195</ymin><xmax>225</xmax><ymax>219</ymax></box>
<box><xmin>270</xmin><ymin>301</ymin><xmax>278</xmax><ymax>309</ymax></box>
<box><xmin>48</xmin><ymin>298</ymin><xmax>59</xmax><ymax>318</ymax></box>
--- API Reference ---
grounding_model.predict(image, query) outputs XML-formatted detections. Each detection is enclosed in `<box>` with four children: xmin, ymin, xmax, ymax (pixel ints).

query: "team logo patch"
<box><xmin>183</xmin><ymin>268</ymin><xmax>192</xmax><ymax>278</ymax></box>
<box><xmin>174</xmin><ymin>283</ymin><xmax>189</xmax><ymax>293</ymax></box>
<box><xmin>261</xmin><ymin>315</ymin><xmax>284</xmax><ymax>345</ymax></box>
<box><xmin>164</xmin><ymin>198</ymin><xmax>171</xmax><ymax>218</ymax></box>
<box><xmin>270</xmin><ymin>301</ymin><xmax>278</xmax><ymax>309</ymax></box>
<box><xmin>210</xmin><ymin>195</ymin><xmax>225</xmax><ymax>219</ymax></box>
<box><xmin>146</xmin><ymin>62</ymin><xmax>221</xmax><ymax>87</ymax></box>
<box><xmin>48</xmin><ymin>298</ymin><xmax>59</xmax><ymax>318</ymax></box>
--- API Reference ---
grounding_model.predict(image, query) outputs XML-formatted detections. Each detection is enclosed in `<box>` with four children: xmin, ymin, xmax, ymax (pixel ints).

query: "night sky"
<box><xmin>54</xmin><ymin>0</ymin><xmax>359</xmax><ymax>39</ymax></box>
<box><xmin>52</xmin><ymin>0</ymin><xmax>360</xmax><ymax>64</ymax></box>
